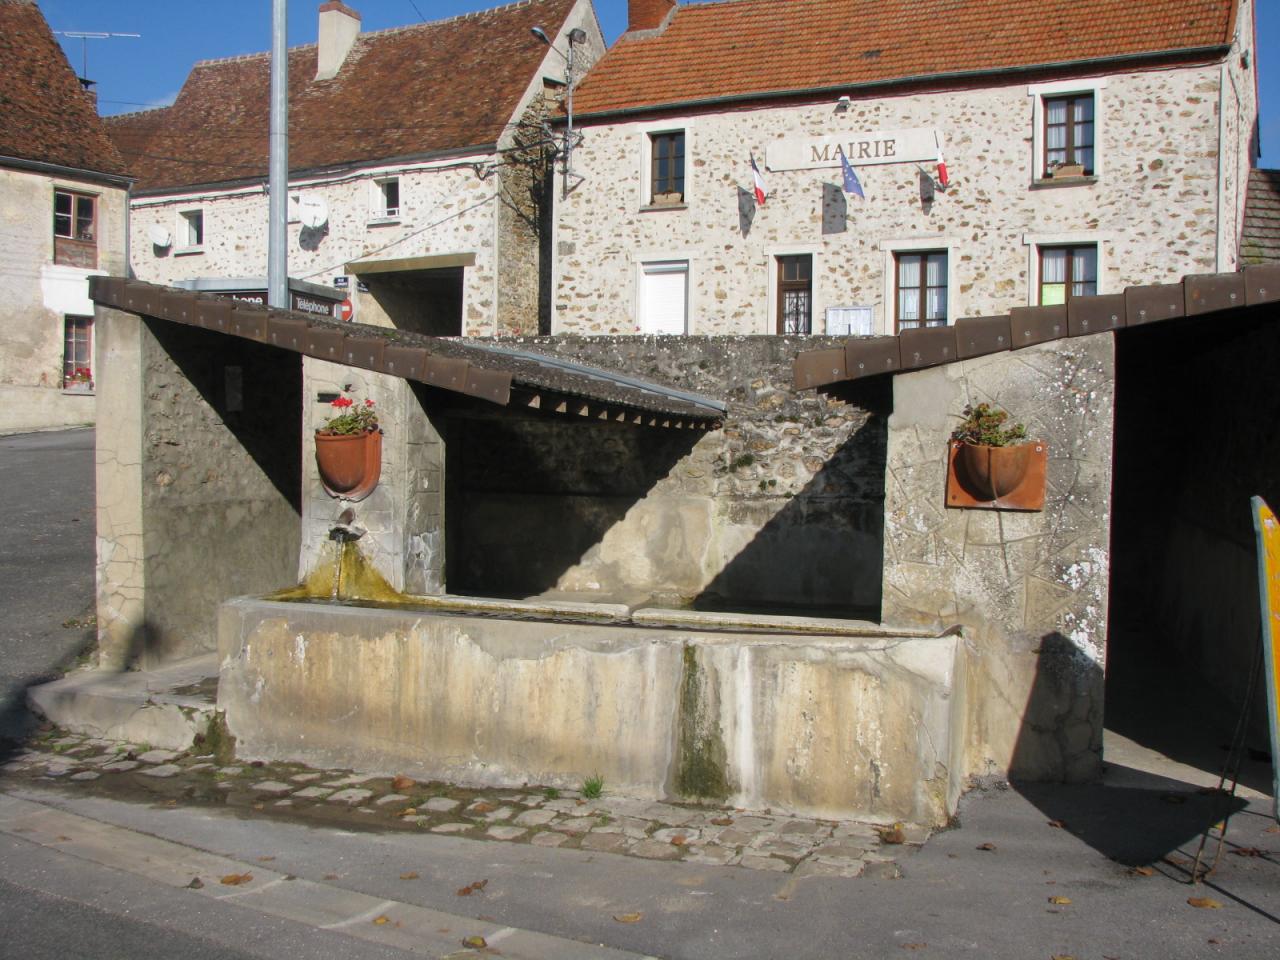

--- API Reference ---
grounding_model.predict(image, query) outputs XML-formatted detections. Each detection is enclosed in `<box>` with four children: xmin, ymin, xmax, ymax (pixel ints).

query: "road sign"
<box><xmin>1252</xmin><ymin>495</ymin><xmax>1280</xmax><ymax>821</ymax></box>
<box><xmin>338</xmin><ymin>298</ymin><xmax>353</xmax><ymax>322</ymax></box>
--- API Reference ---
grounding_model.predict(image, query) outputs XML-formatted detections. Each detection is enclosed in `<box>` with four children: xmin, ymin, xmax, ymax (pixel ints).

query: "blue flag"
<box><xmin>840</xmin><ymin>149</ymin><xmax>864</xmax><ymax>199</ymax></box>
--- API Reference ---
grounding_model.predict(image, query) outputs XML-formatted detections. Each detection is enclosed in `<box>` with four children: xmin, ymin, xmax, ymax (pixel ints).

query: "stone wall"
<box><xmin>129</xmin><ymin>160</ymin><xmax>524</xmax><ymax>336</ymax></box>
<box><xmin>0</xmin><ymin>166</ymin><xmax>126</xmax><ymax>430</ymax></box>
<box><xmin>553</xmin><ymin>60</ymin><xmax>1244</xmax><ymax>335</ymax></box>
<box><xmin>95</xmin><ymin>307</ymin><xmax>303</xmax><ymax>668</ymax></box>
<box><xmin>447</xmin><ymin>336</ymin><xmax>888</xmax><ymax>613</ymax></box>
<box><xmin>879</xmin><ymin>336</ymin><xmax>1116</xmax><ymax>782</ymax></box>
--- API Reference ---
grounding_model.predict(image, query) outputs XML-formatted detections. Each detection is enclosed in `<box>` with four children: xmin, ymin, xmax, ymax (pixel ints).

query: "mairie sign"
<box><xmin>766</xmin><ymin>128</ymin><xmax>940</xmax><ymax>172</ymax></box>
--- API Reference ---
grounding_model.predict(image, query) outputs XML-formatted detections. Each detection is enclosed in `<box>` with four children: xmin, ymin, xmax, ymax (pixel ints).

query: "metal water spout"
<box><xmin>328</xmin><ymin>508</ymin><xmax>366</xmax><ymax>600</ymax></box>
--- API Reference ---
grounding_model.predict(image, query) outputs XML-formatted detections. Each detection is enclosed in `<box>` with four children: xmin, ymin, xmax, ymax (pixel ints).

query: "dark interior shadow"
<box><xmin>444</xmin><ymin>410</ymin><xmax>700</xmax><ymax>597</ymax></box>
<box><xmin>147</xmin><ymin>319</ymin><xmax>303</xmax><ymax>512</ymax></box>
<box><xmin>0</xmin><ymin>624</ymin><xmax>99</xmax><ymax>761</ymax></box>
<box><xmin>693</xmin><ymin>383</ymin><xmax>890</xmax><ymax>619</ymax></box>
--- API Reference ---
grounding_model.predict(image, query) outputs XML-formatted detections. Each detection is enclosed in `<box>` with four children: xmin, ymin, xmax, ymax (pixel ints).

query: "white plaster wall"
<box><xmin>129</xmin><ymin>161</ymin><xmax>505</xmax><ymax>334</ymax></box>
<box><xmin>0</xmin><ymin>166</ymin><xmax>126</xmax><ymax>401</ymax></box>
<box><xmin>554</xmin><ymin>61</ymin><xmax>1247</xmax><ymax>335</ymax></box>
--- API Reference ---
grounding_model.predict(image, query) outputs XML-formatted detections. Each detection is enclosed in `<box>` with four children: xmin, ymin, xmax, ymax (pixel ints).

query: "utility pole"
<box><xmin>267</xmin><ymin>0</ymin><xmax>288</xmax><ymax>309</ymax></box>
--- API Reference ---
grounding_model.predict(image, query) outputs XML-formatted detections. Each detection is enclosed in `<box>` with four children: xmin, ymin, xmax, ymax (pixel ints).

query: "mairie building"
<box><xmin>553</xmin><ymin>0</ymin><xmax>1260</xmax><ymax>337</ymax></box>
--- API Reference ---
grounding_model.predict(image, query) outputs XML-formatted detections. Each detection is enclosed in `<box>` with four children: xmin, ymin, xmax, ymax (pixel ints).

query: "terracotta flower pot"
<box><xmin>315</xmin><ymin>430</ymin><xmax>382</xmax><ymax>502</ymax></box>
<box><xmin>957</xmin><ymin>441</ymin><xmax>1032</xmax><ymax>500</ymax></box>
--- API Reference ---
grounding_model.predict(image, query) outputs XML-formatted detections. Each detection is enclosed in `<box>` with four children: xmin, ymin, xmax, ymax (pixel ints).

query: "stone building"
<box><xmin>553</xmin><ymin>0</ymin><xmax>1259</xmax><ymax>335</ymax></box>
<box><xmin>0</xmin><ymin>0</ymin><xmax>130</xmax><ymax>433</ymax></box>
<box><xmin>107</xmin><ymin>0</ymin><xmax>604</xmax><ymax>337</ymax></box>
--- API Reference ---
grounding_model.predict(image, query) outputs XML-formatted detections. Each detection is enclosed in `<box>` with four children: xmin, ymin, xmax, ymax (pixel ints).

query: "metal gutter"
<box><xmin>0</xmin><ymin>154</ymin><xmax>133</xmax><ymax>189</ymax></box>
<box><xmin>127</xmin><ymin>142</ymin><xmax>500</xmax><ymax>199</ymax></box>
<box><xmin>567</xmin><ymin>44</ymin><xmax>1233</xmax><ymax>125</ymax></box>
<box><xmin>465</xmin><ymin>342</ymin><xmax>728</xmax><ymax>416</ymax></box>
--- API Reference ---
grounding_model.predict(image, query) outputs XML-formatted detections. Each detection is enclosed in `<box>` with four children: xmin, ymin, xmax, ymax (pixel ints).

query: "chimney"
<box><xmin>316</xmin><ymin>1</ymin><xmax>361</xmax><ymax>81</ymax></box>
<box><xmin>628</xmin><ymin>0</ymin><xmax>676</xmax><ymax>33</ymax></box>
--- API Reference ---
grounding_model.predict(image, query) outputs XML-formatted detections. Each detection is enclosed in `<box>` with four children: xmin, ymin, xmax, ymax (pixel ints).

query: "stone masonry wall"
<box><xmin>451</xmin><ymin>336</ymin><xmax>888</xmax><ymax>612</ymax></box>
<box><xmin>554</xmin><ymin>61</ymin><xmax>1238</xmax><ymax>335</ymax></box>
<box><xmin>129</xmin><ymin>161</ymin><xmax>525</xmax><ymax>336</ymax></box>
<box><xmin>880</xmin><ymin>336</ymin><xmax>1116</xmax><ymax>782</ymax></box>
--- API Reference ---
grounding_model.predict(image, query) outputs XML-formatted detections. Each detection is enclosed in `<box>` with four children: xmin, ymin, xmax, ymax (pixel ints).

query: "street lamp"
<box><xmin>531</xmin><ymin>25</ymin><xmax>588</xmax><ymax>197</ymax></box>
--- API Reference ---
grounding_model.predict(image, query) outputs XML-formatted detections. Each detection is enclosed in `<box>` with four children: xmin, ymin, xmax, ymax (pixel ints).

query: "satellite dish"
<box><xmin>148</xmin><ymin>223</ymin><xmax>171</xmax><ymax>247</ymax></box>
<box><xmin>298</xmin><ymin>195</ymin><xmax>329</xmax><ymax>230</ymax></box>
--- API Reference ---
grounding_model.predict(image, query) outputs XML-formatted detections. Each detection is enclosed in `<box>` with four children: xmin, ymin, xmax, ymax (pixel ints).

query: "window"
<box><xmin>638</xmin><ymin>260</ymin><xmax>688</xmax><ymax>334</ymax></box>
<box><xmin>1044</xmin><ymin>94</ymin><xmax>1094</xmax><ymax>175</ymax></box>
<box><xmin>180</xmin><ymin>210</ymin><xmax>204</xmax><ymax>249</ymax></box>
<box><xmin>372</xmin><ymin>177</ymin><xmax>400</xmax><ymax>220</ymax></box>
<box><xmin>776</xmin><ymin>255</ymin><xmax>812</xmax><ymax>334</ymax></box>
<box><xmin>53</xmin><ymin>190</ymin><xmax>96</xmax><ymax>267</ymax></box>
<box><xmin>1039</xmin><ymin>245</ymin><xmax>1097</xmax><ymax>305</ymax></box>
<box><xmin>894</xmin><ymin>251</ymin><xmax>948</xmax><ymax>331</ymax></box>
<box><xmin>649</xmin><ymin>131</ymin><xmax>685</xmax><ymax>204</ymax></box>
<box><xmin>63</xmin><ymin>316</ymin><xmax>92</xmax><ymax>387</ymax></box>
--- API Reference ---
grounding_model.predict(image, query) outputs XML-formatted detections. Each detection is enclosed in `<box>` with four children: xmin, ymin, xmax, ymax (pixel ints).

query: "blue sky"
<box><xmin>40</xmin><ymin>0</ymin><xmax>1280</xmax><ymax>166</ymax></box>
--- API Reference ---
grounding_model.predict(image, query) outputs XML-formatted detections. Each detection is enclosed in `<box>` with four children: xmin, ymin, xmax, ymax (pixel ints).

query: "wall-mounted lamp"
<box><xmin>835</xmin><ymin>95</ymin><xmax>851</xmax><ymax>113</ymax></box>
<box><xmin>1241</xmin><ymin>50</ymin><xmax>1251</xmax><ymax>70</ymax></box>
<box><xmin>531</xmin><ymin>25</ymin><xmax>590</xmax><ymax>198</ymax></box>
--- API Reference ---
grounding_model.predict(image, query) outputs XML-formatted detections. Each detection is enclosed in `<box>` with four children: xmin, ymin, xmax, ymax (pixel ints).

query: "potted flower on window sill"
<box><xmin>1048</xmin><ymin>160</ymin><xmax>1085</xmax><ymax>179</ymax></box>
<box><xmin>950</xmin><ymin>402</ymin><xmax>1035</xmax><ymax>501</ymax></box>
<box><xmin>64</xmin><ymin>367</ymin><xmax>93</xmax><ymax>393</ymax></box>
<box><xmin>315</xmin><ymin>392</ymin><xmax>381</xmax><ymax>501</ymax></box>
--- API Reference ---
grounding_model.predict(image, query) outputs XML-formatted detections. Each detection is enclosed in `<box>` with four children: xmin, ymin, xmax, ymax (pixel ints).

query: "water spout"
<box><xmin>327</xmin><ymin>509</ymin><xmax>366</xmax><ymax>600</ymax></box>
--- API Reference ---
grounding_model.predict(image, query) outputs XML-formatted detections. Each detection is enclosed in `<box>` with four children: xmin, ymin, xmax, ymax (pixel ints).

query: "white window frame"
<box><xmin>879</xmin><ymin>238</ymin><xmax>957</xmax><ymax>335</ymax></box>
<box><xmin>637</xmin><ymin>120</ymin><xmax>692</xmax><ymax>209</ymax></box>
<box><xmin>634</xmin><ymin>258</ymin><xmax>691</xmax><ymax>334</ymax></box>
<box><xmin>176</xmin><ymin>209</ymin><xmax>204</xmax><ymax>254</ymax></box>
<box><xmin>1028</xmin><ymin>77</ymin><xmax>1106</xmax><ymax>182</ymax></box>
<box><xmin>1022</xmin><ymin>231</ymin><xmax>1112</xmax><ymax>305</ymax></box>
<box><xmin>370</xmin><ymin>176</ymin><xmax>401</xmax><ymax>223</ymax></box>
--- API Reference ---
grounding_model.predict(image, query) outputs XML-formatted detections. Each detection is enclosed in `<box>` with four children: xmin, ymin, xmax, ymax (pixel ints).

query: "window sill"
<box><xmin>1031</xmin><ymin>175</ymin><xmax>1098</xmax><ymax>189</ymax></box>
<box><xmin>367</xmin><ymin>216</ymin><xmax>402</xmax><ymax>227</ymax></box>
<box><xmin>174</xmin><ymin>246</ymin><xmax>204</xmax><ymax>257</ymax></box>
<box><xmin>62</xmin><ymin>386</ymin><xmax>95</xmax><ymax>396</ymax></box>
<box><xmin>639</xmin><ymin>202</ymin><xmax>688</xmax><ymax>213</ymax></box>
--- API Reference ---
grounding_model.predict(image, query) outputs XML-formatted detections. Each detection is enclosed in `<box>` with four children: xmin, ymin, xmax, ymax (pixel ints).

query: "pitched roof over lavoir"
<box><xmin>572</xmin><ymin>0</ymin><xmax>1240</xmax><ymax>118</ymax></box>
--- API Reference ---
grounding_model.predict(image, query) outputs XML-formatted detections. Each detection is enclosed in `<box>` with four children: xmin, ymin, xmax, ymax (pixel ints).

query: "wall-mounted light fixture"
<box><xmin>835</xmin><ymin>95</ymin><xmax>851</xmax><ymax>112</ymax></box>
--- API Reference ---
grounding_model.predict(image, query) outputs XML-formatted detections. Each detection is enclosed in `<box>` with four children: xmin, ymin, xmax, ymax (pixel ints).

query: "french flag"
<box><xmin>750</xmin><ymin>153</ymin><xmax>767</xmax><ymax>205</ymax></box>
<box><xmin>935</xmin><ymin>132</ymin><xmax>950</xmax><ymax>188</ymax></box>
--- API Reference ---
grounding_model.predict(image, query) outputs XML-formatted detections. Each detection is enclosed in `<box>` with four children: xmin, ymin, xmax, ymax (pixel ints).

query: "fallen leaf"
<box><xmin>257</xmin><ymin>855</ymin><xmax>275</xmax><ymax>862</ymax></box>
<box><xmin>1163</xmin><ymin>855</ymin><xmax>1190</xmax><ymax>867</ymax></box>
<box><xmin>372</xmin><ymin>915</ymin><xmax>390</xmax><ymax>925</ymax></box>
<box><xmin>399</xmin><ymin>807</ymin><xmax>417</xmax><ymax>817</ymax></box>
<box><xmin>1047</xmin><ymin>819</ymin><xmax>1066</xmax><ymax>829</ymax></box>
<box><xmin>1208</xmin><ymin>938</ymin><xmax>1221</xmax><ymax>944</ymax></box>
<box><xmin>471</xmin><ymin>801</ymin><xmax>496</xmax><ymax>814</ymax></box>
<box><xmin>220</xmin><ymin>872</ymin><xmax>253</xmax><ymax>886</ymax></box>
<box><xmin>613</xmin><ymin>912</ymin><xmax>643</xmax><ymax>923</ymax></box>
<box><xmin>1129</xmin><ymin>866</ymin><xmax>1155</xmax><ymax>877</ymax></box>
<box><xmin>324</xmin><ymin>873</ymin><xmax>339</xmax><ymax>880</ymax></box>
<box><xmin>1188</xmin><ymin>897</ymin><xmax>1223</xmax><ymax>909</ymax></box>
<box><xmin>880</xmin><ymin>824</ymin><xmax>906</xmax><ymax>845</ymax></box>
<box><xmin>711</xmin><ymin>817</ymin><xmax>734</xmax><ymax>826</ymax></box>
<box><xmin>456</xmin><ymin>879</ymin><xmax>488</xmax><ymax>896</ymax></box>
<box><xmin>186</xmin><ymin>877</ymin><xmax>204</xmax><ymax>889</ymax></box>
<box><xmin>901</xmin><ymin>943</ymin><xmax>927</xmax><ymax>950</ymax></box>
<box><xmin>670</xmin><ymin>835</ymin><xmax>687</xmax><ymax>846</ymax></box>
<box><xmin>56</xmin><ymin>835</ymin><xmax>72</xmax><ymax>842</ymax></box>
<box><xmin>1050</xmin><ymin>955</ymin><xmax>1076</xmax><ymax>960</ymax></box>
<box><xmin>461</xmin><ymin>936</ymin><xmax>487</xmax><ymax>948</ymax></box>
<box><xmin>400</xmin><ymin>871</ymin><xmax>420</xmax><ymax>880</ymax></box>
<box><xmin>1265</xmin><ymin>825</ymin><xmax>1280</xmax><ymax>834</ymax></box>
<box><xmin>976</xmin><ymin>842</ymin><xmax>996</xmax><ymax>851</ymax></box>
<box><xmin>251</xmin><ymin>803</ymin><xmax>264</xmax><ymax>811</ymax></box>
<box><xmin>392</xmin><ymin>775</ymin><xmax>415</xmax><ymax>792</ymax></box>
<box><xmin>1230</xmin><ymin>847</ymin><xmax>1264</xmax><ymax>857</ymax></box>
<box><xmin>1048</xmin><ymin>896</ymin><xmax>1072</xmax><ymax>905</ymax></box>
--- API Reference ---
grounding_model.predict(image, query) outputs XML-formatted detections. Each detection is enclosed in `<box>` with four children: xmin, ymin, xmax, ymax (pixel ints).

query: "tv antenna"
<box><xmin>53</xmin><ymin>31</ymin><xmax>141</xmax><ymax>82</ymax></box>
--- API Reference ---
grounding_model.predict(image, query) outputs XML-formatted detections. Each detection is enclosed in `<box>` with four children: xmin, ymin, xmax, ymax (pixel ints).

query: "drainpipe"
<box><xmin>268</xmin><ymin>0</ymin><xmax>288</xmax><ymax>308</ymax></box>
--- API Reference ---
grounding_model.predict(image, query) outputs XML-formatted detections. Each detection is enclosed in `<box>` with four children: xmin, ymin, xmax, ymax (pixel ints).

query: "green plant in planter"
<box><xmin>950</xmin><ymin>403</ymin><xmax>1028</xmax><ymax>447</ymax></box>
<box><xmin>319</xmin><ymin>392</ymin><xmax>379</xmax><ymax>435</ymax></box>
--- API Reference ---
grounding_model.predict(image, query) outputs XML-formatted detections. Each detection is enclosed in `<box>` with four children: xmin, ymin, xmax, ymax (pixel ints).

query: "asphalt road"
<box><xmin>0</xmin><ymin>428</ymin><xmax>97</xmax><ymax>736</ymax></box>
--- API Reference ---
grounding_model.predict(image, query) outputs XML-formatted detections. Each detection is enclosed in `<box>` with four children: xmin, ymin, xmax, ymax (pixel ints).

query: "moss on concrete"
<box><xmin>674</xmin><ymin>644</ymin><xmax>731</xmax><ymax>801</ymax></box>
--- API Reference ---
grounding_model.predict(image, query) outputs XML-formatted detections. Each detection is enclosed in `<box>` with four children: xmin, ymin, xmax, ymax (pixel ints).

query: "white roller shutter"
<box><xmin>639</xmin><ymin>261</ymin><xmax>688</xmax><ymax>334</ymax></box>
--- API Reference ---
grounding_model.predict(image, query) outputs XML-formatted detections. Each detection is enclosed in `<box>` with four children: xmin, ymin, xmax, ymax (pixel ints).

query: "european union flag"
<box><xmin>840</xmin><ymin>149</ymin><xmax>864</xmax><ymax>199</ymax></box>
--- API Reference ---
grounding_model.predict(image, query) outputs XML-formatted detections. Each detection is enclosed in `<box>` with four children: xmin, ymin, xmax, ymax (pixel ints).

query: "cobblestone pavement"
<box><xmin>1</xmin><ymin>728</ymin><xmax>928</xmax><ymax>878</ymax></box>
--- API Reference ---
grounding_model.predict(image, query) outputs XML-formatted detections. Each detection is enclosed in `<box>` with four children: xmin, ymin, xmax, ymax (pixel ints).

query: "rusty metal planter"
<box><xmin>947</xmin><ymin>441</ymin><xmax>1047</xmax><ymax>511</ymax></box>
<box><xmin>314</xmin><ymin>430</ymin><xmax>382</xmax><ymax>502</ymax></box>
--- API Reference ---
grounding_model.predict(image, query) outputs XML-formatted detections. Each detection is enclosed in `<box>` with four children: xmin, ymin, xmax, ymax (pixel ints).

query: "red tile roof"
<box><xmin>0</xmin><ymin>0</ymin><xmax>127</xmax><ymax>177</ymax></box>
<box><xmin>572</xmin><ymin>0</ymin><xmax>1238</xmax><ymax>118</ymax></box>
<box><xmin>106</xmin><ymin>0</ymin><xmax>577</xmax><ymax>192</ymax></box>
<box><xmin>1242</xmin><ymin>169</ymin><xmax>1280</xmax><ymax>264</ymax></box>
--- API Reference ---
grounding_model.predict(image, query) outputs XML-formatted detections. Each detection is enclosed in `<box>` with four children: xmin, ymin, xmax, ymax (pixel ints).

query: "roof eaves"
<box><xmin>571</xmin><ymin>43</ymin><xmax>1233</xmax><ymax>125</ymax></box>
<box><xmin>0</xmin><ymin>153</ymin><xmax>134</xmax><ymax>188</ymax></box>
